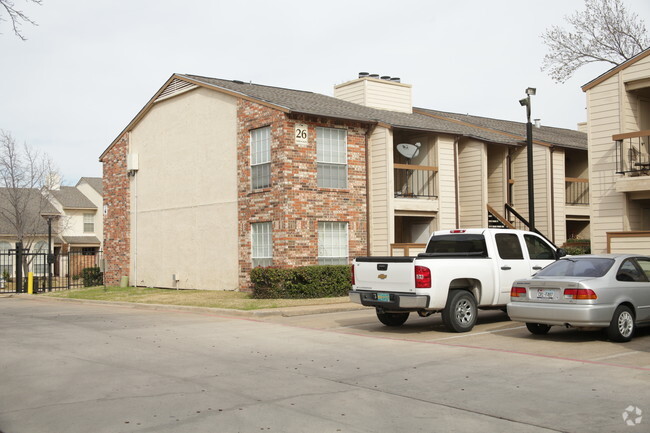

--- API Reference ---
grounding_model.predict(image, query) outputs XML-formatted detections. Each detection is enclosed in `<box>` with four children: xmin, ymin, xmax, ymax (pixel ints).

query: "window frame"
<box><xmin>251</xmin><ymin>222</ymin><xmax>273</xmax><ymax>268</ymax></box>
<box><xmin>318</xmin><ymin>221</ymin><xmax>349</xmax><ymax>265</ymax></box>
<box><xmin>316</xmin><ymin>127</ymin><xmax>348</xmax><ymax>189</ymax></box>
<box><xmin>83</xmin><ymin>213</ymin><xmax>95</xmax><ymax>233</ymax></box>
<box><xmin>495</xmin><ymin>233</ymin><xmax>524</xmax><ymax>260</ymax></box>
<box><xmin>250</xmin><ymin>126</ymin><xmax>271</xmax><ymax>190</ymax></box>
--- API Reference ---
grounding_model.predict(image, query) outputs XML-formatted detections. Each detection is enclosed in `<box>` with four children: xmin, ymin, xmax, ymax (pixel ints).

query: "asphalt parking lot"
<box><xmin>1</xmin><ymin>296</ymin><xmax>648</xmax><ymax>433</ymax></box>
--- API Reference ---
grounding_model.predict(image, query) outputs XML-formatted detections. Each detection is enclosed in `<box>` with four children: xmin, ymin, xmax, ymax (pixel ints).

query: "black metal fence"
<box><xmin>0</xmin><ymin>245</ymin><xmax>103</xmax><ymax>294</ymax></box>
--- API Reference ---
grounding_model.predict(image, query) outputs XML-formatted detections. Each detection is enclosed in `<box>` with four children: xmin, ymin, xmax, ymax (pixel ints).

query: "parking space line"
<box><xmin>426</xmin><ymin>325</ymin><xmax>527</xmax><ymax>341</ymax></box>
<box><xmin>592</xmin><ymin>351</ymin><xmax>640</xmax><ymax>361</ymax></box>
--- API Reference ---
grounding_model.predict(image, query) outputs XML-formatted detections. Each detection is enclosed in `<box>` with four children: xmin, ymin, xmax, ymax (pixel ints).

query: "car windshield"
<box><xmin>535</xmin><ymin>257</ymin><xmax>615</xmax><ymax>278</ymax></box>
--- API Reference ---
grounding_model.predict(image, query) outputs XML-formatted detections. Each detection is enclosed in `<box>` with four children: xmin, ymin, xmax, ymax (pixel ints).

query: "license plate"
<box><xmin>377</xmin><ymin>293</ymin><xmax>390</xmax><ymax>302</ymax></box>
<box><xmin>536</xmin><ymin>289</ymin><xmax>556</xmax><ymax>300</ymax></box>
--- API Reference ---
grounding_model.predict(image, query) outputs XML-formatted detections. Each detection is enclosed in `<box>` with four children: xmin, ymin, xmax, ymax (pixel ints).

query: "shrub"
<box><xmin>81</xmin><ymin>267</ymin><xmax>103</xmax><ymax>287</ymax></box>
<box><xmin>251</xmin><ymin>265</ymin><xmax>351</xmax><ymax>299</ymax></box>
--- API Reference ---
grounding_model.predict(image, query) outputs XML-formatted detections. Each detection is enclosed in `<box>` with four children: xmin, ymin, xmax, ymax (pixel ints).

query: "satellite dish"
<box><xmin>396</xmin><ymin>142</ymin><xmax>421</xmax><ymax>159</ymax></box>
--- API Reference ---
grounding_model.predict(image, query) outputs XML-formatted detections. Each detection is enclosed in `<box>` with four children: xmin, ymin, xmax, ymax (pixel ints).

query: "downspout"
<box><xmin>454</xmin><ymin>136</ymin><xmax>461</xmax><ymax>229</ymax></box>
<box><xmin>364</xmin><ymin>123</ymin><xmax>377</xmax><ymax>256</ymax></box>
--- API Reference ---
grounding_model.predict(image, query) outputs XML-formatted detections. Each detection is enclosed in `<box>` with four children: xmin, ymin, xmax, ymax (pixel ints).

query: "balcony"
<box><xmin>614</xmin><ymin>130</ymin><xmax>650</xmax><ymax>196</ymax></box>
<box><xmin>565</xmin><ymin>177</ymin><xmax>589</xmax><ymax>205</ymax></box>
<box><xmin>394</xmin><ymin>164</ymin><xmax>437</xmax><ymax>199</ymax></box>
<box><xmin>615</xmin><ymin>130</ymin><xmax>650</xmax><ymax>175</ymax></box>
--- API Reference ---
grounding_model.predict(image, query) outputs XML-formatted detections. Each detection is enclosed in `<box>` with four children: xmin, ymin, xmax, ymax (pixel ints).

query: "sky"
<box><xmin>1</xmin><ymin>0</ymin><xmax>650</xmax><ymax>185</ymax></box>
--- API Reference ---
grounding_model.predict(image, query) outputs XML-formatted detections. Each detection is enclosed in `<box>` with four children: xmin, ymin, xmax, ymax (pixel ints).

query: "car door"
<box><xmin>628</xmin><ymin>258</ymin><xmax>650</xmax><ymax>321</ymax></box>
<box><xmin>494</xmin><ymin>233</ymin><xmax>530</xmax><ymax>304</ymax></box>
<box><xmin>524</xmin><ymin>234</ymin><xmax>558</xmax><ymax>274</ymax></box>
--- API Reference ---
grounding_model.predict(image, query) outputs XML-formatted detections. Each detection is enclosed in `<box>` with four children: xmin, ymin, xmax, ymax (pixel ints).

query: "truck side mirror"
<box><xmin>556</xmin><ymin>248</ymin><xmax>567</xmax><ymax>259</ymax></box>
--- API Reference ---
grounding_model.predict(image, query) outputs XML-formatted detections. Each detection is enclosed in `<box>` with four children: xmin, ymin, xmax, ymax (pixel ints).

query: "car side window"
<box><xmin>633</xmin><ymin>258</ymin><xmax>650</xmax><ymax>281</ymax></box>
<box><xmin>524</xmin><ymin>235</ymin><xmax>555</xmax><ymax>260</ymax></box>
<box><xmin>616</xmin><ymin>259</ymin><xmax>646</xmax><ymax>282</ymax></box>
<box><xmin>495</xmin><ymin>233</ymin><xmax>524</xmax><ymax>260</ymax></box>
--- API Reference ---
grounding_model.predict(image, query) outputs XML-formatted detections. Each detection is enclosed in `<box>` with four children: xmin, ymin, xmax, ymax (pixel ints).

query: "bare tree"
<box><xmin>0</xmin><ymin>0</ymin><xmax>42</xmax><ymax>40</ymax></box>
<box><xmin>0</xmin><ymin>129</ymin><xmax>59</xmax><ymax>254</ymax></box>
<box><xmin>541</xmin><ymin>0</ymin><xmax>649</xmax><ymax>83</ymax></box>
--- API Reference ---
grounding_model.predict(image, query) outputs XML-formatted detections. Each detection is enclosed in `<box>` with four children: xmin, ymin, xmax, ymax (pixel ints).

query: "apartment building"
<box><xmin>582</xmin><ymin>48</ymin><xmax>650</xmax><ymax>254</ymax></box>
<box><xmin>100</xmin><ymin>73</ymin><xmax>587</xmax><ymax>290</ymax></box>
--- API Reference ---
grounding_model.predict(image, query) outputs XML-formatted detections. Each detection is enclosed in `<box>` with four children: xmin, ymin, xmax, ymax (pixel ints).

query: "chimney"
<box><xmin>334</xmin><ymin>73</ymin><xmax>412</xmax><ymax>113</ymax></box>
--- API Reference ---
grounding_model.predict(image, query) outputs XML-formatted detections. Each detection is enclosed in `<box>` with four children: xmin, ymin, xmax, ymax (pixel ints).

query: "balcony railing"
<box><xmin>565</xmin><ymin>177</ymin><xmax>589</xmax><ymax>205</ymax></box>
<box><xmin>394</xmin><ymin>164</ymin><xmax>437</xmax><ymax>198</ymax></box>
<box><xmin>614</xmin><ymin>130</ymin><xmax>650</xmax><ymax>175</ymax></box>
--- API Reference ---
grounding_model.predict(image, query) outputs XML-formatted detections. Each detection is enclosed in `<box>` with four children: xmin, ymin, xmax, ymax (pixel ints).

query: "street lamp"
<box><xmin>519</xmin><ymin>87</ymin><xmax>536</xmax><ymax>231</ymax></box>
<box><xmin>41</xmin><ymin>213</ymin><xmax>58</xmax><ymax>292</ymax></box>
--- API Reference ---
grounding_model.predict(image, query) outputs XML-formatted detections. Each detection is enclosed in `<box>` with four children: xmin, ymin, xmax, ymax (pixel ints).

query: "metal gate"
<box><xmin>0</xmin><ymin>246</ymin><xmax>103</xmax><ymax>294</ymax></box>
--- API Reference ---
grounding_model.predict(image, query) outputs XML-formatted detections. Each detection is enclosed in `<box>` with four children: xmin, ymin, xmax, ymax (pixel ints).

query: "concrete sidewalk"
<box><xmin>6</xmin><ymin>293</ymin><xmax>366</xmax><ymax>317</ymax></box>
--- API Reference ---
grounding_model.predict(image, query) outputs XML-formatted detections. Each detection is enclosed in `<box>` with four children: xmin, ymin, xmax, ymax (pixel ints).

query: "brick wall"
<box><xmin>237</xmin><ymin>100</ymin><xmax>368</xmax><ymax>288</ymax></box>
<box><xmin>101</xmin><ymin>134</ymin><xmax>130</xmax><ymax>286</ymax></box>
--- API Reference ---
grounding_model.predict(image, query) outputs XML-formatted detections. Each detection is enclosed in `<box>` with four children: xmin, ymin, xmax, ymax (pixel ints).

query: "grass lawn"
<box><xmin>41</xmin><ymin>286</ymin><xmax>350</xmax><ymax>310</ymax></box>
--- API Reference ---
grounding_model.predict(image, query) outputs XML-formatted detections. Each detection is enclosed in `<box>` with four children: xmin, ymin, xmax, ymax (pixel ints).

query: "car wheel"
<box><xmin>376</xmin><ymin>309</ymin><xmax>409</xmax><ymax>327</ymax></box>
<box><xmin>526</xmin><ymin>323</ymin><xmax>551</xmax><ymax>335</ymax></box>
<box><xmin>607</xmin><ymin>305</ymin><xmax>635</xmax><ymax>342</ymax></box>
<box><xmin>442</xmin><ymin>290</ymin><xmax>477</xmax><ymax>333</ymax></box>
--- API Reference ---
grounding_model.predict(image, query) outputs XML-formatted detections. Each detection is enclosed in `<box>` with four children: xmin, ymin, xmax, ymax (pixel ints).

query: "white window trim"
<box><xmin>316</xmin><ymin>127</ymin><xmax>348</xmax><ymax>189</ymax></box>
<box><xmin>251</xmin><ymin>127</ymin><xmax>271</xmax><ymax>190</ymax></box>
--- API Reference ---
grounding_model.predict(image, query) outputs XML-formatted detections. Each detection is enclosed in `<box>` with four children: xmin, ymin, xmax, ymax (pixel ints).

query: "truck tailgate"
<box><xmin>353</xmin><ymin>257</ymin><xmax>416</xmax><ymax>293</ymax></box>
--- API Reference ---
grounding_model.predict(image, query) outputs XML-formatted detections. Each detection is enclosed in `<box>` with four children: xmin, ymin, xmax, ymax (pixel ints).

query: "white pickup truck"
<box><xmin>350</xmin><ymin>228</ymin><xmax>566</xmax><ymax>332</ymax></box>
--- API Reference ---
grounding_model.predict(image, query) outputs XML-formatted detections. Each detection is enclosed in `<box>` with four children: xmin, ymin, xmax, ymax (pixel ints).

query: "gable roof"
<box><xmin>50</xmin><ymin>186</ymin><xmax>97</xmax><ymax>210</ymax></box>
<box><xmin>0</xmin><ymin>188</ymin><xmax>60</xmax><ymax>236</ymax></box>
<box><xmin>100</xmin><ymin>73</ymin><xmax>586</xmax><ymax>160</ymax></box>
<box><xmin>77</xmin><ymin>177</ymin><xmax>103</xmax><ymax>196</ymax></box>
<box><xmin>582</xmin><ymin>47</ymin><xmax>650</xmax><ymax>92</ymax></box>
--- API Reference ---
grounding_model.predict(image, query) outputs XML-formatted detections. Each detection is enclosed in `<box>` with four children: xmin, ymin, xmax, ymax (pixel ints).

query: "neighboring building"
<box><xmin>582</xmin><ymin>48</ymin><xmax>650</xmax><ymax>254</ymax></box>
<box><xmin>100</xmin><ymin>73</ymin><xmax>588</xmax><ymax>290</ymax></box>
<box><xmin>0</xmin><ymin>188</ymin><xmax>60</xmax><ymax>277</ymax></box>
<box><xmin>0</xmin><ymin>178</ymin><xmax>104</xmax><ymax>278</ymax></box>
<box><xmin>49</xmin><ymin>177</ymin><xmax>104</xmax><ymax>255</ymax></box>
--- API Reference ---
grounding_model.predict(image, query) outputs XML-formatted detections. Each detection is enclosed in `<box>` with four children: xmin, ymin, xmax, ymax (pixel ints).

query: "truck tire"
<box><xmin>376</xmin><ymin>309</ymin><xmax>409</xmax><ymax>327</ymax></box>
<box><xmin>442</xmin><ymin>290</ymin><xmax>477</xmax><ymax>333</ymax></box>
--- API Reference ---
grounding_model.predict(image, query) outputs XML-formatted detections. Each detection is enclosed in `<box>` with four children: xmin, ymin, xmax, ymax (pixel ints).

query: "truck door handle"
<box><xmin>501</xmin><ymin>266</ymin><xmax>511</xmax><ymax>270</ymax></box>
<box><xmin>532</xmin><ymin>266</ymin><xmax>543</xmax><ymax>270</ymax></box>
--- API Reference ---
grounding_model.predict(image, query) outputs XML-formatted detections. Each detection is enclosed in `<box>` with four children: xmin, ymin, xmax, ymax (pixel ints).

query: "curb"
<box><xmin>4</xmin><ymin>293</ymin><xmax>366</xmax><ymax>318</ymax></box>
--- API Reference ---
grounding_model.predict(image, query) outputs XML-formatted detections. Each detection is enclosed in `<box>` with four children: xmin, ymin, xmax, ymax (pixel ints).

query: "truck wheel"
<box><xmin>525</xmin><ymin>323</ymin><xmax>551</xmax><ymax>335</ymax></box>
<box><xmin>442</xmin><ymin>291</ymin><xmax>477</xmax><ymax>333</ymax></box>
<box><xmin>606</xmin><ymin>305</ymin><xmax>635</xmax><ymax>342</ymax></box>
<box><xmin>376</xmin><ymin>309</ymin><xmax>409</xmax><ymax>327</ymax></box>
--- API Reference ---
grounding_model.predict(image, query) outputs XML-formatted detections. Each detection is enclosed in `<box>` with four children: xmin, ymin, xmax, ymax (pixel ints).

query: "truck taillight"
<box><xmin>351</xmin><ymin>265</ymin><xmax>355</xmax><ymax>285</ymax></box>
<box><xmin>510</xmin><ymin>286</ymin><xmax>527</xmax><ymax>298</ymax></box>
<box><xmin>563</xmin><ymin>288</ymin><xmax>597</xmax><ymax>300</ymax></box>
<box><xmin>415</xmin><ymin>266</ymin><xmax>431</xmax><ymax>288</ymax></box>
<box><xmin>450</xmin><ymin>229</ymin><xmax>466</xmax><ymax>233</ymax></box>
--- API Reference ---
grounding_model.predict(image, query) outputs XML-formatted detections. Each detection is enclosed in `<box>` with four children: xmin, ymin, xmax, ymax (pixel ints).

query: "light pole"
<box><xmin>519</xmin><ymin>87</ymin><xmax>536</xmax><ymax>231</ymax></box>
<box><xmin>41</xmin><ymin>213</ymin><xmax>57</xmax><ymax>292</ymax></box>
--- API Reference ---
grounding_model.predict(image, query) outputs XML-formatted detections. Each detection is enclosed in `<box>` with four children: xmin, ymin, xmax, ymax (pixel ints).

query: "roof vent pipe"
<box><xmin>381</xmin><ymin>76</ymin><xmax>391</xmax><ymax>80</ymax></box>
<box><xmin>534</xmin><ymin>119</ymin><xmax>541</xmax><ymax>128</ymax></box>
<box><xmin>369</xmin><ymin>74</ymin><xmax>379</xmax><ymax>79</ymax></box>
<box><xmin>358</xmin><ymin>72</ymin><xmax>369</xmax><ymax>78</ymax></box>
<box><xmin>389</xmin><ymin>77</ymin><xmax>401</xmax><ymax>83</ymax></box>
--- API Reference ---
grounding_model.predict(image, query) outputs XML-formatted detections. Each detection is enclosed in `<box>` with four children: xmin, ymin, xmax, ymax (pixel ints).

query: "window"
<box><xmin>635</xmin><ymin>258</ymin><xmax>650</xmax><ymax>280</ymax></box>
<box><xmin>616</xmin><ymin>259</ymin><xmax>646</xmax><ymax>282</ymax></box>
<box><xmin>0</xmin><ymin>241</ymin><xmax>12</xmax><ymax>277</ymax></box>
<box><xmin>317</xmin><ymin>127</ymin><xmax>347</xmax><ymax>188</ymax></box>
<box><xmin>84</xmin><ymin>213</ymin><xmax>95</xmax><ymax>233</ymax></box>
<box><xmin>318</xmin><ymin>222</ymin><xmax>348</xmax><ymax>265</ymax></box>
<box><xmin>251</xmin><ymin>222</ymin><xmax>272</xmax><ymax>268</ymax></box>
<box><xmin>425</xmin><ymin>234</ymin><xmax>487</xmax><ymax>257</ymax></box>
<box><xmin>251</xmin><ymin>127</ymin><xmax>271</xmax><ymax>189</ymax></box>
<box><xmin>524</xmin><ymin>235</ymin><xmax>556</xmax><ymax>260</ymax></box>
<box><xmin>495</xmin><ymin>233</ymin><xmax>523</xmax><ymax>260</ymax></box>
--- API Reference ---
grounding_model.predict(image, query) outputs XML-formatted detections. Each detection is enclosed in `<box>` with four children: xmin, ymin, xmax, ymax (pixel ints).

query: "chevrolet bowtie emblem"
<box><xmin>378</xmin><ymin>274</ymin><xmax>387</xmax><ymax>280</ymax></box>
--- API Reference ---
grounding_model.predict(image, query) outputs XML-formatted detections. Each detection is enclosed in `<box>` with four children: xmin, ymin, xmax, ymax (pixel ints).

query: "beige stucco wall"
<box><xmin>128</xmin><ymin>87</ymin><xmax>239</xmax><ymax>290</ymax></box>
<box><xmin>77</xmin><ymin>181</ymin><xmax>104</xmax><ymax>245</ymax></box>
